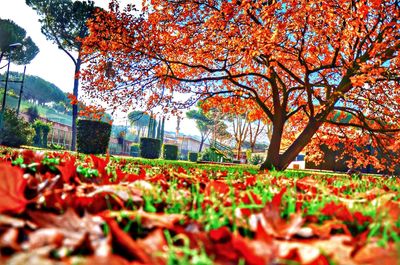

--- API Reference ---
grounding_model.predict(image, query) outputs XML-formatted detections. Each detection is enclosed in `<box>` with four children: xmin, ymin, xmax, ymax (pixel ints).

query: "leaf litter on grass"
<box><xmin>0</xmin><ymin>147</ymin><xmax>398</xmax><ymax>264</ymax></box>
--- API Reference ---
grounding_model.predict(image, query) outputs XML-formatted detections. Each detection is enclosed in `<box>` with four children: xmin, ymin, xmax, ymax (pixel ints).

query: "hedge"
<box><xmin>140</xmin><ymin>137</ymin><xmax>161</xmax><ymax>159</ymax></box>
<box><xmin>130</xmin><ymin>143</ymin><xmax>140</xmax><ymax>157</ymax></box>
<box><xmin>0</xmin><ymin>108</ymin><xmax>33</xmax><ymax>147</ymax></box>
<box><xmin>77</xmin><ymin>119</ymin><xmax>111</xmax><ymax>154</ymax></box>
<box><xmin>188</xmin><ymin>152</ymin><xmax>198</xmax><ymax>162</ymax></box>
<box><xmin>163</xmin><ymin>144</ymin><xmax>178</xmax><ymax>160</ymax></box>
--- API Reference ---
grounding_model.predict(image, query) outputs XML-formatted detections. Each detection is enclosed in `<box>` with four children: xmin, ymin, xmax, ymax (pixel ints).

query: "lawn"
<box><xmin>0</xmin><ymin>146</ymin><xmax>398</xmax><ymax>264</ymax></box>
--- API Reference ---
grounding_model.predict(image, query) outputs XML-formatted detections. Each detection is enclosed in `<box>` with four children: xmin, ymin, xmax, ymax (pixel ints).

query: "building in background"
<box><xmin>164</xmin><ymin>132</ymin><xmax>209</xmax><ymax>159</ymax></box>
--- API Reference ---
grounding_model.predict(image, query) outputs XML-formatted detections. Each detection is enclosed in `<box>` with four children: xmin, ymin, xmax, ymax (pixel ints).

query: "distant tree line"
<box><xmin>0</xmin><ymin>71</ymin><xmax>68</xmax><ymax>104</ymax></box>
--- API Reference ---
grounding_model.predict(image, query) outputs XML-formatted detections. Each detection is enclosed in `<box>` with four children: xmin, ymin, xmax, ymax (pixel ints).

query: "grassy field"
<box><xmin>0</xmin><ymin>146</ymin><xmax>398</xmax><ymax>264</ymax></box>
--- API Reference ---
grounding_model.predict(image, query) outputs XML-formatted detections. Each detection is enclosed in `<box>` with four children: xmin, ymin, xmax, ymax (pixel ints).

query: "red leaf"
<box><xmin>254</xmin><ymin>187</ymin><xmax>304</xmax><ymax>239</ymax></box>
<box><xmin>177</xmin><ymin>166</ymin><xmax>186</xmax><ymax>174</ymax></box>
<box><xmin>100</xmin><ymin>213</ymin><xmax>153</xmax><ymax>264</ymax></box>
<box><xmin>296</xmin><ymin>177</ymin><xmax>318</xmax><ymax>194</ymax></box>
<box><xmin>272</xmin><ymin>186</ymin><xmax>287</xmax><ymax>209</ymax></box>
<box><xmin>308</xmin><ymin>220</ymin><xmax>351</xmax><ymax>239</ymax></box>
<box><xmin>57</xmin><ymin>154</ymin><xmax>76</xmax><ymax>183</ymax></box>
<box><xmin>209</xmin><ymin>226</ymin><xmax>231</xmax><ymax>242</ymax></box>
<box><xmin>245</xmin><ymin>175</ymin><xmax>257</xmax><ymax>186</ymax></box>
<box><xmin>0</xmin><ymin>163</ymin><xmax>28</xmax><ymax>214</ymax></box>
<box><xmin>205</xmin><ymin>180</ymin><xmax>230</xmax><ymax>196</ymax></box>
<box><xmin>321</xmin><ymin>202</ymin><xmax>354</xmax><ymax>222</ymax></box>
<box><xmin>90</xmin><ymin>154</ymin><xmax>110</xmax><ymax>177</ymax></box>
<box><xmin>232</xmin><ymin>234</ymin><xmax>275</xmax><ymax>265</ymax></box>
<box><xmin>20</xmin><ymin>149</ymin><xmax>44</xmax><ymax>165</ymax></box>
<box><xmin>353</xmin><ymin>242</ymin><xmax>399</xmax><ymax>265</ymax></box>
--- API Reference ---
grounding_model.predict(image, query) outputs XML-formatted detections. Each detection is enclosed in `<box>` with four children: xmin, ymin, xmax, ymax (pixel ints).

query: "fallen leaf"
<box><xmin>307</xmin><ymin>220</ymin><xmax>351</xmax><ymax>239</ymax></box>
<box><xmin>27</xmin><ymin>208</ymin><xmax>110</xmax><ymax>256</ymax></box>
<box><xmin>353</xmin><ymin>242</ymin><xmax>399</xmax><ymax>265</ymax></box>
<box><xmin>70</xmin><ymin>254</ymin><xmax>131</xmax><ymax>265</ymax></box>
<box><xmin>56</xmin><ymin>154</ymin><xmax>76</xmax><ymax>183</ymax></box>
<box><xmin>0</xmin><ymin>228</ymin><xmax>21</xmax><ymax>251</ymax></box>
<box><xmin>100</xmin><ymin>214</ymin><xmax>153</xmax><ymax>264</ymax></box>
<box><xmin>106</xmin><ymin>210</ymin><xmax>185</xmax><ymax>229</ymax></box>
<box><xmin>252</xmin><ymin>187</ymin><xmax>304</xmax><ymax>239</ymax></box>
<box><xmin>0</xmin><ymin>163</ymin><xmax>28</xmax><ymax>214</ymax></box>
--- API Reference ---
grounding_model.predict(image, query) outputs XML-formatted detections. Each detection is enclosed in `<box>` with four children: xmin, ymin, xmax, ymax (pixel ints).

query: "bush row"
<box><xmin>133</xmin><ymin>138</ymin><xmax>199</xmax><ymax>161</ymax></box>
<box><xmin>0</xmin><ymin>110</ymin><xmax>201</xmax><ymax>162</ymax></box>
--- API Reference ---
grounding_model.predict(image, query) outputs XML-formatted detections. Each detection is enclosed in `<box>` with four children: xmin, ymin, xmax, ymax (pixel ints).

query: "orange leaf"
<box><xmin>0</xmin><ymin>163</ymin><xmax>28</xmax><ymax>214</ymax></box>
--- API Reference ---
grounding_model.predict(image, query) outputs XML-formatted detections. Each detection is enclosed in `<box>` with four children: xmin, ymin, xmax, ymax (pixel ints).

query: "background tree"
<box><xmin>26</xmin><ymin>0</ymin><xmax>97</xmax><ymax>151</ymax></box>
<box><xmin>248</xmin><ymin>119</ymin><xmax>267</xmax><ymax>153</ymax></box>
<box><xmin>0</xmin><ymin>18</ymin><xmax>39</xmax><ymax>64</ymax></box>
<box><xmin>82</xmin><ymin>0</ymin><xmax>400</xmax><ymax>171</ymax></box>
<box><xmin>128</xmin><ymin>111</ymin><xmax>151</xmax><ymax>138</ymax></box>
<box><xmin>186</xmin><ymin>107</ymin><xmax>213</xmax><ymax>152</ymax></box>
<box><xmin>231</xmin><ymin>112</ymin><xmax>249</xmax><ymax>160</ymax></box>
<box><xmin>1</xmin><ymin>72</ymin><xmax>67</xmax><ymax>104</ymax></box>
<box><xmin>213</xmin><ymin>121</ymin><xmax>231</xmax><ymax>146</ymax></box>
<box><xmin>26</xmin><ymin>106</ymin><xmax>39</xmax><ymax>123</ymax></box>
<box><xmin>204</xmin><ymin>97</ymin><xmax>268</xmax><ymax>156</ymax></box>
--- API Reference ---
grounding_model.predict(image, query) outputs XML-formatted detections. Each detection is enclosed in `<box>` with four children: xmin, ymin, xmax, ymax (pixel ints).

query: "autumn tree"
<box><xmin>0</xmin><ymin>18</ymin><xmax>39</xmax><ymax>64</ymax></box>
<box><xmin>26</xmin><ymin>0</ymin><xmax>97</xmax><ymax>151</ymax></box>
<box><xmin>82</xmin><ymin>0</ymin><xmax>400</xmax><ymax>171</ymax></box>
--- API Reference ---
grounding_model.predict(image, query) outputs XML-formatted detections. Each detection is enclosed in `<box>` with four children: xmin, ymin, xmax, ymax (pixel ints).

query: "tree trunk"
<box><xmin>237</xmin><ymin>141</ymin><xmax>242</xmax><ymax>160</ymax></box>
<box><xmin>70</xmin><ymin>55</ymin><xmax>81</xmax><ymax>151</ymax></box>
<box><xmin>261</xmin><ymin>119</ymin><xmax>323</xmax><ymax>171</ymax></box>
<box><xmin>260</xmin><ymin>112</ymin><xmax>285</xmax><ymax>170</ymax></box>
<box><xmin>250</xmin><ymin>143</ymin><xmax>255</xmax><ymax>153</ymax></box>
<box><xmin>160</xmin><ymin>117</ymin><xmax>165</xmax><ymax>143</ymax></box>
<box><xmin>199</xmin><ymin>135</ymin><xmax>205</xmax><ymax>153</ymax></box>
<box><xmin>147</xmin><ymin>115</ymin><xmax>152</xmax><ymax>138</ymax></box>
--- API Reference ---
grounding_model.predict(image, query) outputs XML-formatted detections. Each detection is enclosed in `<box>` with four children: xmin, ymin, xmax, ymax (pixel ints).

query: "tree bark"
<box><xmin>70</xmin><ymin>55</ymin><xmax>81</xmax><ymax>151</ymax></box>
<box><xmin>278</xmin><ymin>120</ymin><xmax>322</xmax><ymax>170</ymax></box>
<box><xmin>199</xmin><ymin>136</ymin><xmax>204</xmax><ymax>153</ymax></box>
<box><xmin>260</xmin><ymin>111</ymin><xmax>285</xmax><ymax>170</ymax></box>
<box><xmin>237</xmin><ymin>141</ymin><xmax>242</xmax><ymax>160</ymax></box>
<box><xmin>261</xmin><ymin>119</ymin><xmax>323</xmax><ymax>171</ymax></box>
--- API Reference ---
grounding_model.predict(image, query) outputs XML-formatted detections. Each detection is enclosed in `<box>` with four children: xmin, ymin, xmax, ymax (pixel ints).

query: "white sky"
<box><xmin>0</xmin><ymin>0</ymin><xmax>199</xmax><ymax>136</ymax></box>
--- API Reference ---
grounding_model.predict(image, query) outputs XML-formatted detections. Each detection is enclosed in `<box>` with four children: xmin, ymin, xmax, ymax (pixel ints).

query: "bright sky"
<box><xmin>0</xmin><ymin>0</ymin><xmax>199</xmax><ymax>136</ymax></box>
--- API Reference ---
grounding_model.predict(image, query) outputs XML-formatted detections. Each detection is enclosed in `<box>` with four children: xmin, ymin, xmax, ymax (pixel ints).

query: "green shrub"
<box><xmin>32</xmin><ymin>120</ymin><xmax>43</xmax><ymax>147</ymax></box>
<box><xmin>130</xmin><ymin>143</ymin><xmax>140</xmax><ymax>157</ymax></box>
<box><xmin>199</xmin><ymin>148</ymin><xmax>224</xmax><ymax>162</ymax></box>
<box><xmin>77</xmin><ymin>119</ymin><xmax>111</xmax><ymax>154</ymax></box>
<box><xmin>0</xmin><ymin>108</ymin><xmax>33</xmax><ymax>147</ymax></box>
<box><xmin>163</xmin><ymin>144</ymin><xmax>178</xmax><ymax>160</ymax></box>
<box><xmin>250</xmin><ymin>154</ymin><xmax>264</xmax><ymax>165</ymax></box>
<box><xmin>140</xmin><ymin>137</ymin><xmax>161</xmax><ymax>159</ymax></box>
<box><xmin>42</xmin><ymin>122</ymin><xmax>52</xmax><ymax>148</ymax></box>
<box><xmin>32</xmin><ymin>120</ymin><xmax>52</xmax><ymax>147</ymax></box>
<box><xmin>49</xmin><ymin>143</ymin><xmax>64</xmax><ymax>150</ymax></box>
<box><xmin>188</xmin><ymin>152</ymin><xmax>198</xmax><ymax>162</ymax></box>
